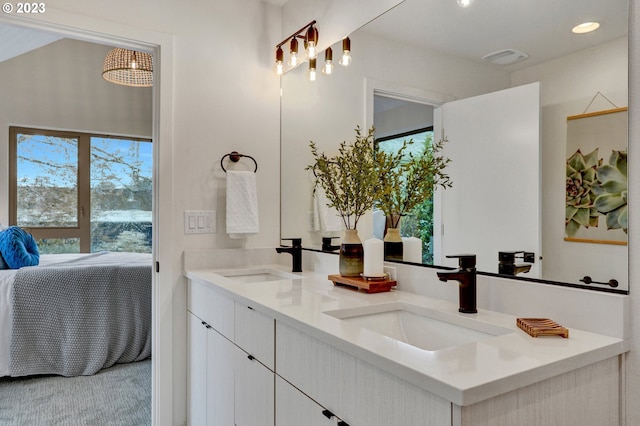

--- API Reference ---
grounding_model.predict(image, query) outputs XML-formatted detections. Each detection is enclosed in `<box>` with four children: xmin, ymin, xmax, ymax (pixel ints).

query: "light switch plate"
<box><xmin>184</xmin><ymin>210</ymin><xmax>216</xmax><ymax>234</ymax></box>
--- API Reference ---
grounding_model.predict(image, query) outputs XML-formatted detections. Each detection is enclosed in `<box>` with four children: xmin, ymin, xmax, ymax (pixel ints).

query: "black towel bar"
<box><xmin>220</xmin><ymin>151</ymin><xmax>258</xmax><ymax>173</ymax></box>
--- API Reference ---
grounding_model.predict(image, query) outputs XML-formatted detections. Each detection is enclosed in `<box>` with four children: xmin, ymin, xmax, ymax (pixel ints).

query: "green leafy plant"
<box><xmin>306</xmin><ymin>126</ymin><xmax>379</xmax><ymax>230</ymax></box>
<box><xmin>565</xmin><ymin>148</ymin><xmax>601</xmax><ymax>237</ymax></box>
<box><xmin>375</xmin><ymin>132</ymin><xmax>452</xmax><ymax>228</ymax></box>
<box><xmin>593</xmin><ymin>150</ymin><xmax>627</xmax><ymax>233</ymax></box>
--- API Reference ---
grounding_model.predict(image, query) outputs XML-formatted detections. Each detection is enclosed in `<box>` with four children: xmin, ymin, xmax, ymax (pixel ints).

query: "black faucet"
<box><xmin>498</xmin><ymin>251</ymin><xmax>535</xmax><ymax>276</ymax></box>
<box><xmin>437</xmin><ymin>254</ymin><xmax>477</xmax><ymax>314</ymax></box>
<box><xmin>321</xmin><ymin>236</ymin><xmax>340</xmax><ymax>252</ymax></box>
<box><xmin>276</xmin><ymin>238</ymin><xmax>302</xmax><ymax>272</ymax></box>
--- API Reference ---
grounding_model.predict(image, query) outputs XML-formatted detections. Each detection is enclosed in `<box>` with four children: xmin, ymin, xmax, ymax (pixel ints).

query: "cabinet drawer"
<box><xmin>235</xmin><ymin>301</ymin><xmax>275</xmax><ymax>370</ymax></box>
<box><xmin>276</xmin><ymin>376</ymin><xmax>339</xmax><ymax>426</ymax></box>
<box><xmin>187</xmin><ymin>278</ymin><xmax>234</xmax><ymax>339</ymax></box>
<box><xmin>276</xmin><ymin>321</ymin><xmax>356</xmax><ymax>420</ymax></box>
<box><xmin>235</xmin><ymin>344</ymin><xmax>274</xmax><ymax>426</ymax></box>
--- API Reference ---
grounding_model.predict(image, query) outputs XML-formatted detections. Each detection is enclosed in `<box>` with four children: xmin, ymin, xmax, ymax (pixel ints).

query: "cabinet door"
<box><xmin>354</xmin><ymin>360</ymin><xmax>451</xmax><ymax>426</ymax></box>
<box><xmin>188</xmin><ymin>278</ymin><xmax>234</xmax><ymax>339</ymax></box>
<box><xmin>276</xmin><ymin>322</ymin><xmax>356</xmax><ymax>420</ymax></box>
<box><xmin>235</xmin><ymin>302</ymin><xmax>275</xmax><ymax>370</ymax></box>
<box><xmin>207</xmin><ymin>327</ymin><xmax>235</xmax><ymax>426</ymax></box>
<box><xmin>276</xmin><ymin>376</ymin><xmax>337</xmax><ymax>426</ymax></box>
<box><xmin>234</xmin><ymin>344</ymin><xmax>275</xmax><ymax>426</ymax></box>
<box><xmin>187</xmin><ymin>313</ymin><xmax>207</xmax><ymax>426</ymax></box>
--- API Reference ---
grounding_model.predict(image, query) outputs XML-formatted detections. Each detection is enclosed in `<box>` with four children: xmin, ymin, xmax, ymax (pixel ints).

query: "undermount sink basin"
<box><xmin>217</xmin><ymin>268</ymin><xmax>301</xmax><ymax>283</ymax></box>
<box><xmin>324</xmin><ymin>302</ymin><xmax>513</xmax><ymax>352</ymax></box>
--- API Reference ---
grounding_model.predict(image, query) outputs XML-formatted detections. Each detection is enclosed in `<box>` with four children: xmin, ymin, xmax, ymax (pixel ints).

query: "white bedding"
<box><xmin>0</xmin><ymin>251</ymin><xmax>152</xmax><ymax>376</ymax></box>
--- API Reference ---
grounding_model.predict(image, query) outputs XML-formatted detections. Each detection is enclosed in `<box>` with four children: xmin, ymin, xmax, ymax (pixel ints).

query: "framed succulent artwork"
<box><xmin>565</xmin><ymin>107</ymin><xmax>627</xmax><ymax>245</ymax></box>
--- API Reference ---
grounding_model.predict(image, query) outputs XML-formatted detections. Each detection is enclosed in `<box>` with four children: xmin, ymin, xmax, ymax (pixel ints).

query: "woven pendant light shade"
<box><xmin>102</xmin><ymin>48</ymin><xmax>153</xmax><ymax>87</ymax></box>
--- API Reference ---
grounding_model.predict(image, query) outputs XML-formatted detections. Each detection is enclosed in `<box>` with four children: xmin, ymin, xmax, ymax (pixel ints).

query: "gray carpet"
<box><xmin>0</xmin><ymin>359</ymin><xmax>151</xmax><ymax>426</ymax></box>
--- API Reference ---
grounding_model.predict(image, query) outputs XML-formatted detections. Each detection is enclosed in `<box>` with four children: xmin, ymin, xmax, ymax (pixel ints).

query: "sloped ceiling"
<box><xmin>0</xmin><ymin>24</ymin><xmax>63</xmax><ymax>63</ymax></box>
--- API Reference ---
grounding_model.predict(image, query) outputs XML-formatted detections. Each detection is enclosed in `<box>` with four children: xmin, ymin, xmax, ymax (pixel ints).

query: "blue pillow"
<box><xmin>0</xmin><ymin>226</ymin><xmax>39</xmax><ymax>269</ymax></box>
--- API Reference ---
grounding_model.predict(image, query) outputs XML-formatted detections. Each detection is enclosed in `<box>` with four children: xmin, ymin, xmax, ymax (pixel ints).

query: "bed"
<box><xmin>0</xmin><ymin>251</ymin><xmax>152</xmax><ymax>378</ymax></box>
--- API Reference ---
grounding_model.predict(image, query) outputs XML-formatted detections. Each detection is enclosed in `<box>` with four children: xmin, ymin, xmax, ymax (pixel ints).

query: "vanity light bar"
<box><xmin>275</xmin><ymin>20</ymin><xmax>352</xmax><ymax>79</ymax></box>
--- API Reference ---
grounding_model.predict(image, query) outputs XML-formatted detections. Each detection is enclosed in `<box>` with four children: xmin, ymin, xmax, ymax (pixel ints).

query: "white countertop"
<box><xmin>185</xmin><ymin>264</ymin><xmax>629</xmax><ymax>406</ymax></box>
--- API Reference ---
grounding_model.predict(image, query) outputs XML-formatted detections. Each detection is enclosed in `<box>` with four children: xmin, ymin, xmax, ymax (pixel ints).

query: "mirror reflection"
<box><xmin>281</xmin><ymin>0</ymin><xmax>629</xmax><ymax>291</ymax></box>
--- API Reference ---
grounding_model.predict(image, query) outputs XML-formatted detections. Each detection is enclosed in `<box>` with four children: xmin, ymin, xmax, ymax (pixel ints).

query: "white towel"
<box><xmin>313</xmin><ymin>186</ymin><xmax>343</xmax><ymax>233</ymax></box>
<box><xmin>372</xmin><ymin>209</ymin><xmax>386</xmax><ymax>240</ymax></box>
<box><xmin>226</xmin><ymin>170</ymin><xmax>259</xmax><ymax>238</ymax></box>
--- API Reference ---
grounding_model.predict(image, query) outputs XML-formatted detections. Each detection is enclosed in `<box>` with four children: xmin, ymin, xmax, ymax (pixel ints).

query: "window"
<box><xmin>9</xmin><ymin>127</ymin><xmax>152</xmax><ymax>254</ymax></box>
<box><xmin>375</xmin><ymin>127</ymin><xmax>435</xmax><ymax>263</ymax></box>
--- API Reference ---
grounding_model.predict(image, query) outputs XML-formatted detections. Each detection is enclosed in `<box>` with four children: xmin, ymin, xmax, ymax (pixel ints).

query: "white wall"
<box><xmin>512</xmin><ymin>36</ymin><xmax>628</xmax><ymax>287</ymax></box>
<box><xmin>0</xmin><ymin>38</ymin><xmax>153</xmax><ymax>222</ymax></box>
<box><xmin>374</xmin><ymin>99</ymin><xmax>434</xmax><ymax>139</ymax></box>
<box><xmin>626</xmin><ymin>2</ymin><xmax>639</xmax><ymax>424</ymax></box>
<box><xmin>281</xmin><ymin>28</ymin><xmax>511</xmax><ymax>246</ymax></box>
<box><xmin>1</xmin><ymin>1</ymin><xmax>637</xmax><ymax>425</ymax></box>
<box><xmin>1</xmin><ymin>1</ymin><xmax>282</xmax><ymax>424</ymax></box>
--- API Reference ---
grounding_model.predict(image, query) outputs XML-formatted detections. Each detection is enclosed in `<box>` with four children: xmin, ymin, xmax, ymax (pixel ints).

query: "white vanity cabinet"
<box><xmin>276</xmin><ymin>376</ymin><xmax>348</xmax><ymax>426</ymax></box>
<box><xmin>234</xmin><ymin>302</ymin><xmax>275</xmax><ymax>426</ymax></box>
<box><xmin>187</xmin><ymin>278</ymin><xmax>275</xmax><ymax>426</ymax></box>
<box><xmin>187</xmin><ymin>312</ymin><xmax>235</xmax><ymax>426</ymax></box>
<box><xmin>186</xmin><ymin>271</ymin><xmax>625</xmax><ymax>426</ymax></box>
<box><xmin>276</xmin><ymin>321</ymin><xmax>451</xmax><ymax>426</ymax></box>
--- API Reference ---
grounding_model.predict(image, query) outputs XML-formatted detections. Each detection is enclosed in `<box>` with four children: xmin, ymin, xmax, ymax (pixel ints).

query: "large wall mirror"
<box><xmin>281</xmin><ymin>0</ymin><xmax>629</xmax><ymax>292</ymax></box>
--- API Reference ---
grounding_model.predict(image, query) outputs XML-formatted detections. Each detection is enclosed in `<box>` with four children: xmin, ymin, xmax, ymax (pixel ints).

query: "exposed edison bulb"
<box><xmin>322</xmin><ymin>60</ymin><xmax>334</xmax><ymax>75</ymax></box>
<box><xmin>339</xmin><ymin>50</ymin><xmax>351</xmax><ymax>66</ymax></box>
<box><xmin>289</xmin><ymin>52</ymin><xmax>299</xmax><ymax>67</ymax></box>
<box><xmin>309</xmin><ymin>58</ymin><xmax>317</xmax><ymax>82</ymax></box>
<box><xmin>339</xmin><ymin>37</ymin><xmax>351</xmax><ymax>66</ymax></box>
<box><xmin>307</xmin><ymin>42</ymin><xmax>317</xmax><ymax>60</ymax></box>
<box><xmin>457</xmin><ymin>0</ymin><xmax>473</xmax><ymax>7</ymax></box>
<box><xmin>289</xmin><ymin>38</ymin><xmax>299</xmax><ymax>67</ymax></box>
<box><xmin>305</xmin><ymin>25</ymin><xmax>319</xmax><ymax>60</ymax></box>
<box><xmin>322</xmin><ymin>47</ymin><xmax>334</xmax><ymax>75</ymax></box>
<box><xmin>275</xmin><ymin>47</ymin><xmax>284</xmax><ymax>75</ymax></box>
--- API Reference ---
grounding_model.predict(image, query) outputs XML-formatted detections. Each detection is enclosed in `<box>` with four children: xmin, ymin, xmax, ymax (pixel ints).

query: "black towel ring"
<box><xmin>220</xmin><ymin>151</ymin><xmax>258</xmax><ymax>173</ymax></box>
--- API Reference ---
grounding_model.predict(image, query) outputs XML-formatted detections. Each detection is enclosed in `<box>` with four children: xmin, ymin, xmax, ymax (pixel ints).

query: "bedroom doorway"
<box><xmin>0</xmin><ymin>20</ymin><xmax>158</xmax><ymax>425</ymax></box>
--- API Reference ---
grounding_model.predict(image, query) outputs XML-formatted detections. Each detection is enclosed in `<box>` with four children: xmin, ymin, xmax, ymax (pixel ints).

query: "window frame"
<box><xmin>9</xmin><ymin>126</ymin><xmax>151</xmax><ymax>253</ymax></box>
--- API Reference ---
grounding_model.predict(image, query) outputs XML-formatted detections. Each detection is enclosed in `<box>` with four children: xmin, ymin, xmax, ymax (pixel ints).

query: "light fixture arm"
<box><xmin>276</xmin><ymin>20</ymin><xmax>317</xmax><ymax>49</ymax></box>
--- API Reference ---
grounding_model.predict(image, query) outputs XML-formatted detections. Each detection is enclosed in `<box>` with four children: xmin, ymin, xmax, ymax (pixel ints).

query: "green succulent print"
<box><xmin>593</xmin><ymin>150</ymin><xmax>628</xmax><ymax>233</ymax></box>
<box><xmin>565</xmin><ymin>149</ymin><xmax>601</xmax><ymax>237</ymax></box>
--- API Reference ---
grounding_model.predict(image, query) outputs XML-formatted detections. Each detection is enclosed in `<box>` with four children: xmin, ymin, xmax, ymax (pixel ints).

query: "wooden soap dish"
<box><xmin>517</xmin><ymin>318</ymin><xmax>569</xmax><ymax>338</ymax></box>
<box><xmin>328</xmin><ymin>274</ymin><xmax>396</xmax><ymax>293</ymax></box>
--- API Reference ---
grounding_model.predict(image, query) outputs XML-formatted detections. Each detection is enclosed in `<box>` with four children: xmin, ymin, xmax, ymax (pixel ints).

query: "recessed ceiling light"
<box><xmin>457</xmin><ymin>0</ymin><xmax>474</xmax><ymax>7</ymax></box>
<box><xmin>572</xmin><ymin>22</ymin><xmax>600</xmax><ymax>34</ymax></box>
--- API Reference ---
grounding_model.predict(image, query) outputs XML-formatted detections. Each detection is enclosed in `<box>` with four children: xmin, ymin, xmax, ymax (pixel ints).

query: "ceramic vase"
<box><xmin>339</xmin><ymin>229</ymin><xmax>364</xmax><ymax>277</ymax></box>
<box><xmin>383</xmin><ymin>227</ymin><xmax>404</xmax><ymax>261</ymax></box>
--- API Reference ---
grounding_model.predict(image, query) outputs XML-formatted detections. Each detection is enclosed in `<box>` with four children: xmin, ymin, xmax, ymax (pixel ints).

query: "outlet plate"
<box><xmin>384</xmin><ymin>265</ymin><xmax>397</xmax><ymax>281</ymax></box>
<box><xmin>184</xmin><ymin>210</ymin><xmax>216</xmax><ymax>234</ymax></box>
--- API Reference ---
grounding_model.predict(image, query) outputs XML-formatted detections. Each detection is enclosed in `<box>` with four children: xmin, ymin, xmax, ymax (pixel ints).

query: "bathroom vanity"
<box><xmin>185</xmin><ymin>263</ymin><xmax>627</xmax><ymax>426</ymax></box>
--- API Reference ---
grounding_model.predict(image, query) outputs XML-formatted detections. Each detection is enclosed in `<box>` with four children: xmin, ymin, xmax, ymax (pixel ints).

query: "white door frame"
<box><xmin>0</xmin><ymin>12</ymin><xmax>174</xmax><ymax>425</ymax></box>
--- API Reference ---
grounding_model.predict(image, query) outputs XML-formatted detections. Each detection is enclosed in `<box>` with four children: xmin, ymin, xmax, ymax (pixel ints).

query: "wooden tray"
<box><xmin>517</xmin><ymin>318</ymin><xmax>569</xmax><ymax>338</ymax></box>
<box><xmin>328</xmin><ymin>274</ymin><xmax>396</xmax><ymax>294</ymax></box>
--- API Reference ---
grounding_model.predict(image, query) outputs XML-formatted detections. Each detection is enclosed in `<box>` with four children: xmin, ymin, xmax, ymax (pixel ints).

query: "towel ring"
<box><xmin>220</xmin><ymin>151</ymin><xmax>258</xmax><ymax>173</ymax></box>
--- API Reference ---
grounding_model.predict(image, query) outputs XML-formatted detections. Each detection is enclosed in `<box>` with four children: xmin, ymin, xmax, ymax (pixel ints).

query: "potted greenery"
<box><xmin>375</xmin><ymin>132</ymin><xmax>452</xmax><ymax>261</ymax></box>
<box><xmin>307</xmin><ymin>126</ymin><xmax>379</xmax><ymax>276</ymax></box>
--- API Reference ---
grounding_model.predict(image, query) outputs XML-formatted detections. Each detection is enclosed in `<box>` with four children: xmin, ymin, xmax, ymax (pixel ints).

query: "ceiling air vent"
<box><xmin>482</xmin><ymin>49</ymin><xmax>529</xmax><ymax>66</ymax></box>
